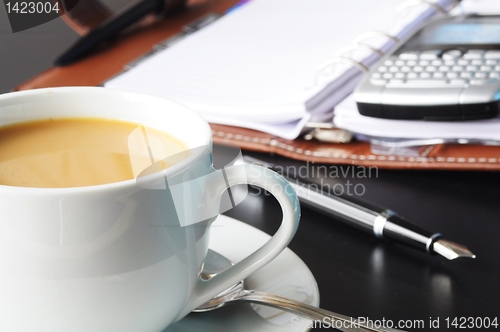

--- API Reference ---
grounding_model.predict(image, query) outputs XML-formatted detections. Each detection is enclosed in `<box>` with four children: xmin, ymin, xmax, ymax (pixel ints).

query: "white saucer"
<box><xmin>165</xmin><ymin>215</ymin><xmax>319</xmax><ymax>332</ymax></box>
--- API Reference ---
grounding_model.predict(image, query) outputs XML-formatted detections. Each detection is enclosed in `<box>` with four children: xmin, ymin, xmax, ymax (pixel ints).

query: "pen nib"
<box><xmin>433</xmin><ymin>239</ymin><xmax>476</xmax><ymax>260</ymax></box>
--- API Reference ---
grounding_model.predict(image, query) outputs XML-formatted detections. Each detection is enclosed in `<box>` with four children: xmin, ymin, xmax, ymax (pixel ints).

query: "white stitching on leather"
<box><xmin>211</xmin><ymin>130</ymin><xmax>500</xmax><ymax>164</ymax></box>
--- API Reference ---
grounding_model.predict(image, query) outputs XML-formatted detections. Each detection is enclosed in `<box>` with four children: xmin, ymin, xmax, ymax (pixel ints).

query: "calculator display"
<box><xmin>425</xmin><ymin>24</ymin><xmax>500</xmax><ymax>45</ymax></box>
<box><xmin>398</xmin><ymin>15</ymin><xmax>500</xmax><ymax>52</ymax></box>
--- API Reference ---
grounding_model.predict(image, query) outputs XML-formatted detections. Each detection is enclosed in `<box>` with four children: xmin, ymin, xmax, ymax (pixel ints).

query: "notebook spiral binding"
<box><xmin>306</xmin><ymin>0</ymin><xmax>462</xmax><ymax>143</ymax></box>
<box><xmin>313</xmin><ymin>31</ymin><xmax>401</xmax><ymax>87</ymax></box>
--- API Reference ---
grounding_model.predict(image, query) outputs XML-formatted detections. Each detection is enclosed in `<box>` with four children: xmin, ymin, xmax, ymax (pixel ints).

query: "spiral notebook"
<box><xmin>105</xmin><ymin>0</ymin><xmax>458</xmax><ymax>139</ymax></box>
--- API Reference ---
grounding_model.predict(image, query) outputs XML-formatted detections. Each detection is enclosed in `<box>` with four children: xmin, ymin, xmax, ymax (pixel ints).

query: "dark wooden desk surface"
<box><xmin>218</xmin><ymin>146</ymin><xmax>500</xmax><ymax>331</ymax></box>
<box><xmin>1</xmin><ymin>5</ymin><xmax>499</xmax><ymax>330</ymax></box>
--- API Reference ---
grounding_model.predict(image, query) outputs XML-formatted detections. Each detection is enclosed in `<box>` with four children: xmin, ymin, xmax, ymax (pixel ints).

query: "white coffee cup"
<box><xmin>0</xmin><ymin>87</ymin><xmax>300</xmax><ymax>332</ymax></box>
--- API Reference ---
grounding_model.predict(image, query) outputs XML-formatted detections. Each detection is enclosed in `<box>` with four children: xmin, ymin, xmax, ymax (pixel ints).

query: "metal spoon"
<box><xmin>196</xmin><ymin>250</ymin><xmax>405</xmax><ymax>332</ymax></box>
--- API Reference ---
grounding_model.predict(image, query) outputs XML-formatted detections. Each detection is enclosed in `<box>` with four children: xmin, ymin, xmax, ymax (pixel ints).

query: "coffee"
<box><xmin>0</xmin><ymin>118</ymin><xmax>189</xmax><ymax>188</ymax></box>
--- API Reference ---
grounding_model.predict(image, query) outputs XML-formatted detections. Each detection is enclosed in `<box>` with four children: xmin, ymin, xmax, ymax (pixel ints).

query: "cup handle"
<box><xmin>195</xmin><ymin>163</ymin><xmax>300</xmax><ymax>304</ymax></box>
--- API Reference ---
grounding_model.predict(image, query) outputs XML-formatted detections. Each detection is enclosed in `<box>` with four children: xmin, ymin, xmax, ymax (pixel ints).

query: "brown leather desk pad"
<box><xmin>15</xmin><ymin>0</ymin><xmax>500</xmax><ymax>170</ymax></box>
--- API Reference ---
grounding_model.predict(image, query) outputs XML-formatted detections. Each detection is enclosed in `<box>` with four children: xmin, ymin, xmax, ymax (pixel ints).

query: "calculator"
<box><xmin>354</xmin><ymin>15</ymin><xmax>500</xmax><ymax>120</ymax></box>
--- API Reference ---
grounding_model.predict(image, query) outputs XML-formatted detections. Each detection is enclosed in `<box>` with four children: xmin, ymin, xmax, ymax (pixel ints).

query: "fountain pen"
<box><xmin>244</xmin><ymin>156</ymin><xmax>475</xmax><ymax>260</ymax></box>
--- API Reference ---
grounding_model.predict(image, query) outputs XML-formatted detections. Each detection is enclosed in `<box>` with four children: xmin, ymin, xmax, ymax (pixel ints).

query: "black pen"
<box><xmin>244</xmin><ymin>156</ymin><xmax>475</xmax><ymax>260</ymax></box>
<box><xmin>54</xmin><ymin>0</ymin><xmax>185</xmax><ymax>66</ymax></box>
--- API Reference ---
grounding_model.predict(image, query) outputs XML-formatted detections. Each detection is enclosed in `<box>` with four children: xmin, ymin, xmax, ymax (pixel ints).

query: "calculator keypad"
<box><xmin>370</xmin><ymin>50</ymin><xmax>500</xmax><ymax>86</ymax></box>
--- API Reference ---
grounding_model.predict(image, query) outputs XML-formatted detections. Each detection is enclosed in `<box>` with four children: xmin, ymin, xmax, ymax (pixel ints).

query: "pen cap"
<box><xmin>58</xmin><ymin>0</ymin><xmax>188</xmax><ymax>36</ymax></box>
